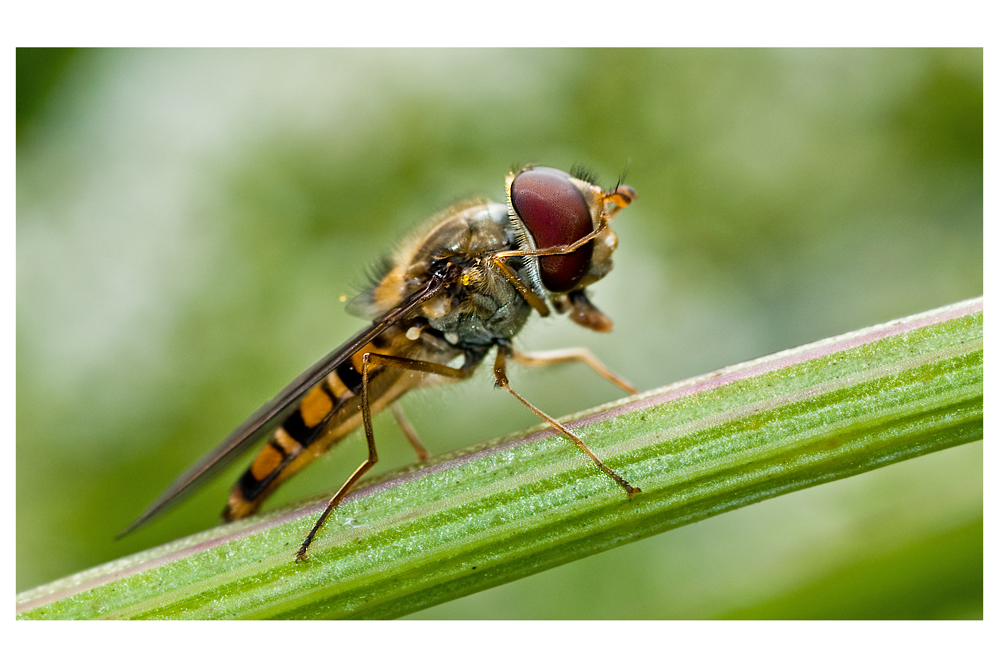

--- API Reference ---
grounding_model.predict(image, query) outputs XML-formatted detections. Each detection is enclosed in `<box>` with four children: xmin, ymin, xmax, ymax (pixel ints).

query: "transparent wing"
<box><xmin>119</xmin><ymin>266</ymin><xmax>456</xmax><ymax>537</ymax></box>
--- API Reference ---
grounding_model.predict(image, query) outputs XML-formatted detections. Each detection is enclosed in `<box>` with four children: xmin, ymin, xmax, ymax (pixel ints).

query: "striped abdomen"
<box><xmin>222</xmin><ymin>331</ymin><xmax>425</xmax><ymax>521</ymax></box>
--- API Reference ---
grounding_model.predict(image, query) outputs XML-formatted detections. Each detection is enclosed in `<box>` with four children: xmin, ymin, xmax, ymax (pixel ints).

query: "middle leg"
<box><xmin>296</xmin><ymin>353</ymin><xmax>468</xmax><ymax>561</ymax></box>
<box><xmin>509</xmin><ymin>347</ymin><xmax>638</xmax><ymax>395</ymax></box>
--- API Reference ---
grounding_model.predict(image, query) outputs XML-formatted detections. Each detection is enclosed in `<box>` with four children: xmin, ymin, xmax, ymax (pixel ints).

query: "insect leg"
<box><xmin>488</xmin><ymin>255</ymin><xmax>551</xmax><ymax>316</ymax></box>
<box><xmin>492</xmin><ymin>345</ymin><xmax>641</xmax><ymax>498</ymax></box>
<box><xmin>489</xmin><ymin>219</ymin><xmax>611</xmax><ymax>318</ymax></box>
<box><xmin>392</xmin><ymin>403</ymin><xmax>430</xmax><ymax>461</ymax></box>
<box><xmin>509</xmin><ymin>347</ymin><xmax>638</xmax><ymax>395</ymax></box>
<box><xmin>296</xmin><ymin>353</ymin><xmax>468</xmax><ymax>562</ymax></box>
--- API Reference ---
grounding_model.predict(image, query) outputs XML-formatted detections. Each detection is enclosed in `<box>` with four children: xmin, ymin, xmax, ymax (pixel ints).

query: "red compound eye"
<box><xmin>510</xmin><ymin>167</ymin><xmax>594</xmax><ymax>293</ymax></box>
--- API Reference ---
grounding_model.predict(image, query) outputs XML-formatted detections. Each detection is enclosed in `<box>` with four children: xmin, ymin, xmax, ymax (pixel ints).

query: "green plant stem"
<box><xmin>16</xmin><ymin>298</ymin><xmax>983</xmax><ymax>620</ymax></box>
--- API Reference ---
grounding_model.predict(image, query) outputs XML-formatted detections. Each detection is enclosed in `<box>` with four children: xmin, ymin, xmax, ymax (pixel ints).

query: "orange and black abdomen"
<box><xmin>222</xmin><ymin>334</ymin><xmax>411</xmax><ymax>521</ymax></box>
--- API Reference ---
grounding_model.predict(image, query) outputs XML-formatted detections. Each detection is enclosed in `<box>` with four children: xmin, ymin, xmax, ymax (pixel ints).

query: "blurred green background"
<box><xmin>17</xmin><ymin>49</ymin><xmax>982</xmax><ymax>618</ymax></box>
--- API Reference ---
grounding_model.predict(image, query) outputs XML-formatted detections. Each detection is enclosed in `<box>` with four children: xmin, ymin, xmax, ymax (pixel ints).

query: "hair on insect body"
<box><xmin>121</xmin><ymin>164</ymin><xmax>640</xmax><ymax>562</ymax></box>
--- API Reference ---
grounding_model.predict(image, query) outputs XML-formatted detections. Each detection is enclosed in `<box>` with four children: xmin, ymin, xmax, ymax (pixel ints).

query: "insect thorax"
<box><xmin>414</xmin><ymin>202</ymin><xmax>536</xmax><ymax>347</ymax></box>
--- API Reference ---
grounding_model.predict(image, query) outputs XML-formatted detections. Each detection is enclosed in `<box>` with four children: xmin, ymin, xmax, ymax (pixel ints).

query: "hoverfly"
<box><xmin>121</xmin><ymin>165</ymin><xmax>640</xmax><ymax>561</ymax></box>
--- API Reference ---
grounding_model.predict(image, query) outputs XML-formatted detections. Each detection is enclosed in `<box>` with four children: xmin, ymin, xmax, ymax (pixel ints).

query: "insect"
<box><xmin>121</xmin><ymin>165</ymin><xmax>640</xmax><ymax>561</ymax></box>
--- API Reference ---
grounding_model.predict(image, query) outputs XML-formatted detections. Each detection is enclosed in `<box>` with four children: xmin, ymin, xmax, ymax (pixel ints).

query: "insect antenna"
<box><xmin>614</xmin><ymin>160</ymin><xmax>632</xmax><ymax>193</ymax></box>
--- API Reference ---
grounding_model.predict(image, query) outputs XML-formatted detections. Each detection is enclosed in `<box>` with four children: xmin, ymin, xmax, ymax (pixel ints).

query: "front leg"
<box><xmin>488</xmin><ymin>218</ymin><xmax>611</xmax><ymax>319</ymax></box>
<box><xmin>492</xmin><ymin>345</ymin><xmax>640</xmax><ymax>498</ymax></box>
